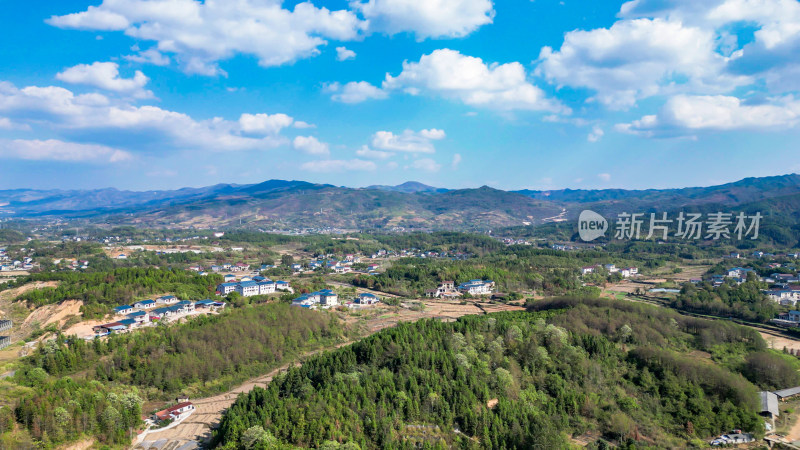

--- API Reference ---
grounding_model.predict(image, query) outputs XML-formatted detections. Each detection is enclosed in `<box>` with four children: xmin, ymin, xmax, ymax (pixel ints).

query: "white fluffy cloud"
<box><xmin>301</xmin><ymin>158</ymin><xmax>376</xmax><ymax>172</ymax></box>
<box><xmin>56</xmin><ymin>62</ymin><xmax>152</xmax><ymax>98</ymax></box>
<box><xmin>0</xmin><ymin>139</ymin><xmax>132</xmax><ymax>163</ymax></box>
<box><xmin>587</xmin><ymin>126</ymin><xmax>604</xmax><ymax>143</ymax></box>
<box><xmin>410</xmin><ymin>157</ymin><xmax>441</xmax><ymax>172</ymax></box>
<box><xmin>538</xmin><ymin>18</ymin><xmax>748</xmax><ymax>110</ymax></box>
<box><xmin>0</xmin><ymin>80</ymin><xmax>303</xmax><ymax>152</ymax></box>
<box><xmin>292</xmin><ymin>135</ymin><xmax>330</xmax><ymax>155</ymax></box>
<box><xmin>355</xmin><ymin>145</ymin><xmax>394</xmax><ymax>159</ymax></box>
<box><xmin>536</xmin><ymin>0</ymin><xmax>800</xmax><ymax>118</ymax></box>
<box><xmin>617</xmin><ymin>94</ymin><xmax>800</xmax><ymax>136</ymax></box>
<box><xmin>352</xmin><ymin>0</ymin><xmax>494</xmax><ymax>39</ymax></box>
<box><xmin>327</xmin><ymin>81</ymin><xmax>388</xmax><ymax>103</ymax></box>
<box><xmin>598</xmin><ymin>173</ymin><xmax>612</xmax><ymax>182</ymax></box>
<box><xmin>336</xmin><ymin>46</ymin><xmax>356</xmax><ymax>61</ymax></box>
<box><xmin>48</xmin><ymin>0</ymin><xmax>367</xmax><ymax>75</ymax></box>
<box><xmin>239</xmin><ymin>113</ymin><xmax>295</xmax><ymax>135</ymax></box>
<box><xmin>370</xmin><ymin>128</ymin><xmax>445</xmax><ymax>153</ymax></box>
<box><xmin>382</xmin><ymin>49</ymin><xmax>567</xmax><ymax>112</ymax></box>
<box><xmin>125</xmin><ymin>47</ymin><xmax>171</xmax><ymax>66</ymax></box>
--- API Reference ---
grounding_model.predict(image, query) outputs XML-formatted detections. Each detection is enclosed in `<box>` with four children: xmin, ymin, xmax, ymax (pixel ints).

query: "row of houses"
<box><xmin>100</xmin><ymin>299</ymin><xmax>226</xmax><ymax>334</ymax></box>
<box><xmin>210</xmin><ymin>262</ymin><xmax>252</xmax><ymax>273</ymax></box>
<box><xmin>426</xmin><ymin>280</ymin><xmax>495</xmax><ymax>298</ymax></box>
<box><xmin>0</xmin><ymin>253</ymin><xmax>36</xmax><ymax>271</ymax></box>
<box><xmin>292</xmin><ymin>291</ymin><xmax>383</xmax><ymax>309</ymax></box>
<box><xmin>581</xmin><ymin>264</ymin><xmax>638</xmax><ymax>278</ymax></box>
<box><xmin>216</xmin><ymin>277</ymin><xmax>291</xmax><ymax>297</ymax></box>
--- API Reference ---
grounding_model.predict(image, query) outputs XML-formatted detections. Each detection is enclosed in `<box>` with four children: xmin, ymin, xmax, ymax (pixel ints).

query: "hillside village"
<box><xmin>99</xmin><ymin>296</ymin><xmax>227</xmax><ymax>336</ymax></box>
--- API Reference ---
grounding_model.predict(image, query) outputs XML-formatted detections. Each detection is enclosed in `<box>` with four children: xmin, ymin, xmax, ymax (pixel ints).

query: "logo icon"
<box><xmin>578</xmin><ymin>210</ymin><xmax>607</xmax><ymax>241</ymax></box>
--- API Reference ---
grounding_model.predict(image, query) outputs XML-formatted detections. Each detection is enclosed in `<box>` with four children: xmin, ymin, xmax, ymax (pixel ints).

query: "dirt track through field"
<box><xmin>140</xmin><ymin>341</ymin><xmax>354</xmax><ymax>446</ymax></box>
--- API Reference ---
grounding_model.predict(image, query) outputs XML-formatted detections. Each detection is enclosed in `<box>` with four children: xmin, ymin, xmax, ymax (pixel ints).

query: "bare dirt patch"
<box><xmin>760</xmin><ymin>330</ymin><xmax>800</xmax><ymax>354</ymax></box>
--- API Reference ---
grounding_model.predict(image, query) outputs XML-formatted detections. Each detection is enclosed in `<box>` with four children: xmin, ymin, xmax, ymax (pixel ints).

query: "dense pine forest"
<box><xmin>215</xmin><ymin>298</ymin><xmax>794</xmax><ymax>449</ymax></box>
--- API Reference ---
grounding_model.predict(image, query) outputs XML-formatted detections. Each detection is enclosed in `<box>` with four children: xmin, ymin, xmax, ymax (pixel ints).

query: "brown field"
<box><xmin>760</xmin><ymin>329</ymin><xmax>800</xmax><ymax>353</ymax></box>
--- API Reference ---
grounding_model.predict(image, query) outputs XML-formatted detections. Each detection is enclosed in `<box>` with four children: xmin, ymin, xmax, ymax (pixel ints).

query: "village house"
<box><xmin>765</xmin><ymin>287</ymin><xmax>800</xmax><ymax>305</ymax></box>
<box><xmin>133</xmin><ymin>299</ymin><xmax>156</xmax><ymax>309</ymax></box>
<box><xmin>153</xmin><ymin>402</ymin><xmax>195</xmax><ymax>423</ymax></box>
<box><xmin>157</xmin><ymin>295</ymin><xmax>179</xmax><ymax>305</ymax></box>
<box><xmin>292</xmin><ymin>289</ymin><xmax>338</xmax><ymax>308</ymax></box>
<box><xmin>727</xmin><ymin>267</ymin><xmax>754</xmax><ymax>279</ymax></box>
<box><xmin>217</xmin><ymin>282</ymin><xmax>238</xmax><ymax>295</ymax></box>
<box><xmin>458</xmin><ymin>280</ymin><xmax>495</xmax><ymax>296</ymax></box>
<box><xmin>426</xmin><ymin>281</ymin><xmax>457</xmax><ymax>298</ymax></box>
<box><xmin>235</xmin><ymin>280</ymin><xmax>259</xmax><ymax>297</ymax></box>
<box><xmin>114</xmin><ymin>305</ymin><xmax>133</xmax><ymax>315</ymax></box>
<box><xmin>581</xmin><ymin>266</ymin><xmax>595</xmax><ymax>275</ymax></box>
<box><xmin>356</xmin><ymin>293</ymin><xmax>380</xmax><ymax>305</ymax></box>
<box><xmin>257</xmin><ymin>281</ymin><xmax>276</xmax><ymax>295</ymax></box>
<box><xmin>126</xmin><ymin>310</ymin><xmax>150</xmax><ymax>324</ymax></box>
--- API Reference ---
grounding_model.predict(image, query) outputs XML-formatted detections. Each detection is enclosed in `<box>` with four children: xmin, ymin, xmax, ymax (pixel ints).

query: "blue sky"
<box><xmin>1</xmin><ymin>0</ymin><xmax>799</xmax><ymax>191</ymax></box>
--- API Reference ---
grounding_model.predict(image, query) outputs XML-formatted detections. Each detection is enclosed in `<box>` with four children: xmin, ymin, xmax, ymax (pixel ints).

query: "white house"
<box><xmin>258</xmin><ymin>281</ymin><xmax>276</xmax><ymax>295</ymax></box>
<box><xmin>133</xmin><ymin>299</ymin><xmax>156</xmax><ymax>309</ymax></box>
<box><xmin>235</xmin><ymin>281</ymin><xmax>260</xmax><ymax>297</ymax></box>
<box><xmin>458</xmin><ymin>280</ymin><xmax>494</xmax><ymax>296</ymax></box>
<box><xmin>217</xmin><ymin>282</ymin><xmax>238</xmax><ymax>295</ymax></box>
<box><xmin>157</xmin><ymin>295</ymin><xmax>179</xmax><ymax>305</ymax></box>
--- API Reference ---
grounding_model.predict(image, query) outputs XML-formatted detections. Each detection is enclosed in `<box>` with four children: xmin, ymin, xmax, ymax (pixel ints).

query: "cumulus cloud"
<box><xmin>239</xmin><ymin>113</ymin><xmax>295</xmax><ymax>135</ymax></box>
<box><xmin>598</xmin><ymin>173</ymin><xmax>612</xmax><ymax>182</ymax></box>
<box><xmin>327</xmin><ymin>81</ymin><xmax>388</xmax><ymax>103</ymax></box>
<box><xmin>48</xmin><ymin>0</ymin><xmax>367</xmax><ymax>75</ymax></box>
<box><xmin>0</xmin><ymin>139</ymin><xmax>132</xmax><ymax>163</ymax></box>
<box><xmin>355</xmin><ymin>145</ymin><xmax>394</xmax><ymax>159</ymax></box>
<box><xmin>536</xmin><ymin>0</ymin><xmax>800</xmax><ymax>117</ymax></box>
<box><xmin>617</xmin><ymin>94</ymin><xmax>800</xmax><ymax>137</ymax></box>
<box><xmin>0</xmin><ymin>80</ymin><xmax>302</xmax><ymax>152</ymax></box>
<box><xmin>587</xmin><ymin>126</ymin><xmax>604</xmax><ymax>143</ymax></box>
<box><xmin>125</xmin><ymin>47</ymin><xmax>171</xmax><ymax>66</ymax></box>
<box><xmin>292</xmin><ymin>135</ymin><xmax>330</xmax><ymax>155</ymax></box>
<box><xmin>383</xmin><ymin>49</ymin><xmax>567</xmax><ymax>112</ymax></box>
<box><xmin>301</xmin><ymin>158</ymin><xmax>376</xmax><ymax>172</ymax></box>
<box><xmin>56</xmin><ymin>62</ymin><xmax>152</xmax><ymax>98</ymax></box>
<box><xmin>352</xmin><ymin>0</ymin><xmax>494</xmax><ymax>39</ymax></box>
<box><xmin>370</xmin><ymin>129</ymin><xmax>445</xmax><ymax>153</ymax></box>
<box><xmin>336</xmin><ymin>46</ymin><xmax>356</xmax><ymax>61</ymax></box>
<box><xmin>537</xmin><ymin>18</ymin><xmax>748</xmax><ymax>110</ymax></box>
<box><xmin>410</xmin><ymin>157</ymin><xmax>441</xmax><ymax>172</ymax></box>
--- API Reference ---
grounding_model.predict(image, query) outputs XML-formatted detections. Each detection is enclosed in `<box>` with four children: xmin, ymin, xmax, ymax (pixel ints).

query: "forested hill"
<box><xmin>214</xmin><ymin>298</ymin><xmax>796</xmax><ymax>449</ymax></box>
<box><xmin>2</xmin><ymin>173</ymin><xmax>799</xmax><ymax>232</ymax></box>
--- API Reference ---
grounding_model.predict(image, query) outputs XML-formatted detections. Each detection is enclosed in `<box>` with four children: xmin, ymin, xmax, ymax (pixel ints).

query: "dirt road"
<box><xmin>137</xmin><ymin>339</ymin><xmax>359</xmax><ymax>448</ymax></box>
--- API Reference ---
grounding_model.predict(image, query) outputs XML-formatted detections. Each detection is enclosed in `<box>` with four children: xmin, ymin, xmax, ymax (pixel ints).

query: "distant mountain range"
<box><xmin>1</xmin><ymin>174</ymin><xmax>799</xmax><ymax>231</ymax></box>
